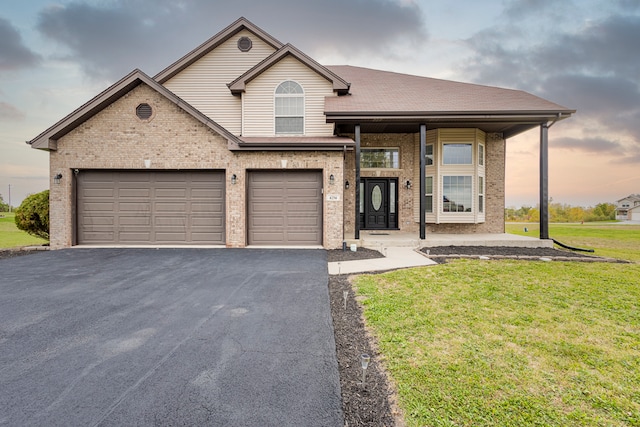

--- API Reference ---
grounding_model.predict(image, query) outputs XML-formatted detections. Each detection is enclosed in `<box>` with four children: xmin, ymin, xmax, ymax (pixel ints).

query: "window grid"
<box><xmin>275</xmin><ymin>81</ymin><xmax>304</xmax><ymax>135</ymax></box>
<box><xmin>443</xmin><ymin>175</ymin><xmax>472</xmax><ymax>213</ymax></box>
<box><xmin>425</xmin><ymin>176</ymin><xmax>433</xmax><ymax>213</ymax></box>
<box><xmin>426</xmin><ymin>144</ymin><xmax>434</xmax><ymax>166</ymax></box>
<box><xmin>479</xmin><ymin>144</ymin><xmax>485</xmax><ymax>166</ymax></box>
<box><xmin>361</xmin><ymin>148</ymin><xmax>400</xmax><ymax>168</ymax></box>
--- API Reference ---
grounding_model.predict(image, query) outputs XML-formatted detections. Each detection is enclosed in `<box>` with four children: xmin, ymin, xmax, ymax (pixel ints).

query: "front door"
<box><xmin>361</xmin><ymin>178</ymin><xmax>398</xmax><ymax>229</ymax></box>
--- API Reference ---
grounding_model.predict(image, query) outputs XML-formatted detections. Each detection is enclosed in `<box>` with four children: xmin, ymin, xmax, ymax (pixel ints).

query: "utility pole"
<box><xmin>8</xmin><ymin>184</ymin><xmax>11</xmax><ymax>212</ymax></box>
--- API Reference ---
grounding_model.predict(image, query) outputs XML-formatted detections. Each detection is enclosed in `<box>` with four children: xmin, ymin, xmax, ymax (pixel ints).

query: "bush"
<box><xmin>14</xmin><ymin>190</ymin><xmax>50</xmax><ymax>240</ymax></box>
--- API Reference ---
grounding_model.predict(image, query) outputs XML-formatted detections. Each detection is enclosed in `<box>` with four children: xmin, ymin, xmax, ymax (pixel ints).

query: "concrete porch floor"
<box><xmin>346</xmin><ymin>231</ymin><xmax>554</xmax><ymax>250</ymax></box>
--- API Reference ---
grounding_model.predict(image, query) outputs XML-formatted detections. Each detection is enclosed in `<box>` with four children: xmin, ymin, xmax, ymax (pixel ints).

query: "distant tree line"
<box><xmin>505</xmin><ymin>202</ymin><xmax>616</xmax><ymax>222</ymax></box>
<box><xmin>0</xmin><ymin>194</ymin><xmax>10</xmax><ymax>212</ymax></box>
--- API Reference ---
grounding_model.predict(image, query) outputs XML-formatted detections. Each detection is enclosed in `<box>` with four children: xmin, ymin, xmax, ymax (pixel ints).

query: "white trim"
<box><xmin>274</xmin><ymin>80</ymin><xmax>305</xmax><ymax>135</ymax></box>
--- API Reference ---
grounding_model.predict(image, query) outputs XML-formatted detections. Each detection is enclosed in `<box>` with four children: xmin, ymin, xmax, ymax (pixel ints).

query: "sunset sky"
<box><xmin>1</xmin><ymin>0</ymin><xmax>639</xmax><ymax>207</ymax></box>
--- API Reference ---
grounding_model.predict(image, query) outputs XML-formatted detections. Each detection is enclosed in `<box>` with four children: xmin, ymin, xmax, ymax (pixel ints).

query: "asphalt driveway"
<box><xmin>0</xmin><ymin>248</ymin><xmax>342</xmax><ymax>426</ymax></box>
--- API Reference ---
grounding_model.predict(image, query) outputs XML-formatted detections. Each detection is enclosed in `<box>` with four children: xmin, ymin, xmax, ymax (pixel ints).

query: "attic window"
<box><xmin>136</xmin><ymin>103</ymin><xmax>153</xmax><ymax>120</ymax></box>
<box><xmin>238</xmin><ymin>37</ymin><xmax>252</xmax><ymax>52</ymax></box>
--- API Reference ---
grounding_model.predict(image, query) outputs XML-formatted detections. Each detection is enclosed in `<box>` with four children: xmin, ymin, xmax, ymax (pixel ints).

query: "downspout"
<box><xmin>419</xmin><ymin>124</ymin><xmax>426</xmax><ymax>240</ymax></box>
<box><xmin>355</xmin><ymin>125</ymin><xmax>361</xmax><ymax>240</ymax></box>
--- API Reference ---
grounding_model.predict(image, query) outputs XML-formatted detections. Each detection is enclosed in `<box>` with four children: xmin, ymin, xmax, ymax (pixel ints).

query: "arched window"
<box><xmin>275</xmin><ymin>81</ymin><xmax>304</xmax><ymax>134</ymax></box>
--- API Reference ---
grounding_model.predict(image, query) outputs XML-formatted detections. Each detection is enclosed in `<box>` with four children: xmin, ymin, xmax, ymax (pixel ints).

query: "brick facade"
<box><xmin>49</xmin><ymin>83</ymin><xmax>344</xmax><ymax>249</ymax></box>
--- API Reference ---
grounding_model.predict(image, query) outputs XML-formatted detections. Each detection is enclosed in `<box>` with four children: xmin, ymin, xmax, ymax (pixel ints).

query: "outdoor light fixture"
<box><xmin>360</xmin><ymin>353</ymin><xmax>371</xmax><ymax>389</ymax></box>
<box><xmin>329</xmin><ymin>174</ymin><xmax>335</xmax><ymax>185</ymax></box>
<box><xmin>345</xmin><ymin>180</ymin><xmax>350</xmax><ymax>189</ymax></box>
<box><xmin>231</xmin><ymin>174</ymin><xmax>237</xmax><ymax>185</ymax></box>
<box><xmin>53</xmin><ymin>173</ymin><xmax>63</xmax><ymax>184</ymax></box>
<box><xmin>405</xmin><ymin>180</ymin><xmax>412</xmax><ymax>189</ymax></box>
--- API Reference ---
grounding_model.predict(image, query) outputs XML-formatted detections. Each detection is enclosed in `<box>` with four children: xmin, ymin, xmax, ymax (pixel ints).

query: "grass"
<box><xmin>354</xmin><ymin>229</ymin><xmax>640</xmax><ymax>426</ymax></box>
<box><xmin>506</xmin><ymin>222</ymin><xmax>640</xmax><ymax>262</ymax></box>
<box><xmin>0</xmin><ymin>212</ymin><xmax>48</xmax><ymax>248</ymax></box>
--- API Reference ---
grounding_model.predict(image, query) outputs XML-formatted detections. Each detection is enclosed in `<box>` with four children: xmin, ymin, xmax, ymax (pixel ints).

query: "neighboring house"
<box><xmin>616</xmin><ymin>194</ymin><xmax>640</xmax><ymax>220</ymax></box>
<box><xmin>29</xmin><ymin>18</ymin><xmax>574</xmax><ymax>249</ymax></box>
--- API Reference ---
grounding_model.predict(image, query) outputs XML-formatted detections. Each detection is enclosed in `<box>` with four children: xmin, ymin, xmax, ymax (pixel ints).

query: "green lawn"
<box><xmin>506</xmin><ymin>222</ymin><xmax>640</xmax><ymax>262</ymax></box>
<box><xmin>0</xmin><ymin>212</ymin><xmax>48</xmax><ymax>248</ymax></box>
<box><xmin>355</xmin><ymin>228</ymin><xmax>640</xmax><ymax>426</ymax></box>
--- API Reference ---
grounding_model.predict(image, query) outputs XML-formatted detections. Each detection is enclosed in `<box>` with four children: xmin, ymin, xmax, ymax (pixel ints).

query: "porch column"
<box><xmin>540</xmin><ymin>122</ymin><xmax>550</xmax><ymax>240</ymax></box>
<box><xmin>419</xmin><ymin>124</ymin><xmax>426</xmax><ymax>239</ymax></box>
<box><xmin>355</xmin><ymin>124</ymin><xmax>361</xmax><ymax>240</ymax></box>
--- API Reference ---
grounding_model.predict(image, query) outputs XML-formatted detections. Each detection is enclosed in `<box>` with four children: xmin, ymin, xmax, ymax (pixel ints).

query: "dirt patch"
<box><xmin>329</xmin><ymin>274</ymin><xmax>400</xmax><ymax>426</ymax></box>
<box><xmin>0</xmin><ymin>248</ymin><xmax>41</xmax><ymax>261</ymax></box>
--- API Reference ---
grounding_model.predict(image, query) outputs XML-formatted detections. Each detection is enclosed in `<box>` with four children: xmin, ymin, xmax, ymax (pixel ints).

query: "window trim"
<box><xmin>360</xmin><ymin>147</ymin><xmax>400</xmax><ymax>169</ymax></box>
<box><xmin>274</xmin><ymin>80</ymin><xmax>304</xmax><ymax>135</ymax></box>
<box><xmin>478</xmin><ymin>143</ymin><xmax>485</xmax><ymax>166</ymax></box>
<box><xmin>442</xmin><ymin>175</ymin><xmax>473</xmax><ymax>213</ymax></box>
<box><xmin>442</xmin><ymin>143</ymin><xmax>473</xmax><ymax>165</ymax></box>
<box><xmin>478</xmin><ymin>176</ymin><xmax>484</xmax><ymax>213</ymax></box>
<box><xmin>426</xmin><ymin>143</ymin><xmax>434</xmax><ymax>166</ymax></box>
<box><xmin>425</xmin><ymin>175</ymin><xmax>434</xmax><ymax>213</ymax></box>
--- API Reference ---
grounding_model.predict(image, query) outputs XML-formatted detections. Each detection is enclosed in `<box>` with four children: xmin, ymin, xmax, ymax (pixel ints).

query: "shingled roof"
<box><xmin>324</xmin><ymin>65</ymin><xmax>574</xmax><ymax>137</ymax></box>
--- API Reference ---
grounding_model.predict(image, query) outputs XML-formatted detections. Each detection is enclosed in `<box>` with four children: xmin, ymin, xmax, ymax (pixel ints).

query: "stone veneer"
<box><xmin>342</xmin><ymin>131</ymin><xmax>506</xmax><ymax>237</ymax></box>
<box><xmin>48</xmin><ymin>83</ymin><xmax>344</xmax><ymax>249</ymax></box>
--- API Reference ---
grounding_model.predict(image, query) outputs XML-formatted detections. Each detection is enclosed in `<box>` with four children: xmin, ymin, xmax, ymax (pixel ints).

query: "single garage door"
<box><xmin>77</xmin><ymin>171</ymin><xmax>225</xmax><ymax>245</ymax></box>
<box><xmin>247</xmin><ymin>171</ymin><xmax>322</xmax><ymax>245</ymax></box>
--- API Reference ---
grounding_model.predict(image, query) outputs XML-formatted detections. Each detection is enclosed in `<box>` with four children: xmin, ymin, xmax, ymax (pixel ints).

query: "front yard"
<box><xmin>344</xmin><ymin>224</ymin><xmax>640</xmax><ymax>426</ymax></box>
<box><xmin>354</xmin><ymin>260</ymin><xmax>639</xmax><ymax>426</ymax></box>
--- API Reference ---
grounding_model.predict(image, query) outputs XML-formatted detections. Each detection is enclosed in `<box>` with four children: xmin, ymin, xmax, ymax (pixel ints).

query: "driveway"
<box><xmin>0</xmin><ymin>248</ymin><xmax>342</xmax><ymax>426</ymax></box>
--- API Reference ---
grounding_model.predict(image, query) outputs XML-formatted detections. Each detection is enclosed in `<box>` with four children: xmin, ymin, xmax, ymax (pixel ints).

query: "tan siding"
<box><xmin>242</xmin><ymin>56</ymin><xmax>335</xmax><ymax>137</ymax></box>
<box><xmin>413</xmin><ymin>130</ymin><xmax>438</xmax><ymax>222</ymax></box>
<box><xmin>163</xmin><ymin>29</ymin><xmax>276</xmax><ymax>134</ymax></box>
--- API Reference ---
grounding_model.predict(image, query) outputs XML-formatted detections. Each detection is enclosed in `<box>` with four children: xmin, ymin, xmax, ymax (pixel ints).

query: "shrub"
<box><xmin>14</xmin><ymin>190</ymin><xmax>50</xmax><ymax>240</ymax></box>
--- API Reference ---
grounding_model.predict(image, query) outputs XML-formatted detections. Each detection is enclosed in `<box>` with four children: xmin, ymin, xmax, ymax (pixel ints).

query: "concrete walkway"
<box><xmin>328</xmin><ymin>247</ymin><xmax>437</xmax><ymax>275</ymax></box>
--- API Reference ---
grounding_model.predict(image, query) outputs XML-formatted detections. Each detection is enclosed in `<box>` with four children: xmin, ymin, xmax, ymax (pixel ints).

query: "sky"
<box><xmin>1</xmin><ymin>0</ymin><xmax>639</xmax><ymax>207</ymax></box>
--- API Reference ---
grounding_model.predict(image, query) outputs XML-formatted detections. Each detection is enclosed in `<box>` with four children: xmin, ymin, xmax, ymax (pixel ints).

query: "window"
<box><xmin>426</xmin><ymin>144</ymin><xmax>434</xmax><ymax>166</ymax></box>
<box><xmin>361</xmin><ymin>148</ymin><xmax>399</xmax><ymax>168</ymax></box>
<box><xmin>425</xmin><ymin>176</ymin><xmax>433</xmax><ymax>213</ymax></box>
<box><xmin>479</xmin><ymin>144</ymin><xmax>485</xmax><ymax>166</ymax></box>
<box><xmin>443</xmin><ymin>176</ymin><xmax>472</xmax><ymax>212</ymax></box>
<box><xmin>478</xmin><ymin>176</ymin><xmax>484</xmax><ymax>213</ymax></box>
<box><xmin>275</xmin><ymin>81</ymin><xmax>304</xmax><ymax>134</ymax></box>
<box><xmin>443</xmin><ymin>143</ymin><xmax>472</xmax><ymax>165</ymax></box>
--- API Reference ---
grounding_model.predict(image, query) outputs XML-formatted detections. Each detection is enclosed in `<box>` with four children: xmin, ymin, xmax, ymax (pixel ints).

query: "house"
<box><xmin>615</xmin><ymin>194</ymin><xmax>640</xmax><ymax>220</ymax></box>
<box><xmin>28</xmin><ymin>18</ymin><xmax>574</xmax><ymax>249</ymax></box>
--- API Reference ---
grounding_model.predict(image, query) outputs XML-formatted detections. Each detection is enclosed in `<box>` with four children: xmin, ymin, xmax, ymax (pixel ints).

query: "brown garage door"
<box><xmin>247</xmin><ymin>171</ymin><xmax>322</xmax><ymax>245</ymax></box>
<box><xmin>77</xmin><ymin>171</ymin><xmax>225</xmax><ymax>245</ymax></box>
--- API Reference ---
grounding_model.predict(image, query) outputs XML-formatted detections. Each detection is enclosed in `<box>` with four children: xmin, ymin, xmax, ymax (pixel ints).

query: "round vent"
<box><xmin>237</xmin><ymin>36</ymin><xmax>252</xmax><ymax>52</ymax></box>
<box><xmin>136</xmin><ymin>103</ymin><xmax>153</xmax><ymax>120</ymax></box>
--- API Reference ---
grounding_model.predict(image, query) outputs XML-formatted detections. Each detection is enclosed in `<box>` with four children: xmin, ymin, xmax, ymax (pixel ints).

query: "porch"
<box><xmin>346</xmin><ymin>230</ymin><xmax>554</xmax><ymax>250</ymax></box>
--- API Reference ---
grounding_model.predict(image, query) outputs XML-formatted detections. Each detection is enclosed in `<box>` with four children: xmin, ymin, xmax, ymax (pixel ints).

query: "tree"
<box><xmin>14</xmin><ymin>190</ymin><xmax>49</xmax><ymax>239</ymax></box>
<box><xmin>0</xmin><ymin>194</ymin><xmax>9</xmax><ymax>212</ymax></box>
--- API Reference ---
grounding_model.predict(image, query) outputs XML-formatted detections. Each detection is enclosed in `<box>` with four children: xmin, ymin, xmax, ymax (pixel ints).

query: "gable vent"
<box><xmin>136</xmin><ymin>103</ymin><xmax>153</xmax><ymax>120</ymax></box>
<box><xmin>238</xmin><ymin>36</ymin><xmax>252</xmax><ymax>52</ymax></box>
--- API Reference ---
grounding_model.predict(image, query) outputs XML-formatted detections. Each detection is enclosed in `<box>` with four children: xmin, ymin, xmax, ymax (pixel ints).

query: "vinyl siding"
<box><xmin>163</xmin><ymin>29</ymin><xmax>276</xmax><ymax>134</ymax></box>
<box><xmin>413</xmin><ymin>129</ymin><xmax>486</xmax><ymax>224</ymax></box>
<box><xmin>242</xmin><ymin>56</ymin><xmax>335</xmax><ymax>137</ymax></box>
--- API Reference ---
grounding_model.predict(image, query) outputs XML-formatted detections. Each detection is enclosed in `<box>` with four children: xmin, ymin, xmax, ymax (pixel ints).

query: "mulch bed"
<box><xmin>329</xmin><ymin>273</ymin><xmax>400</xmax><ymax>427</ymax></box>
<box><xmin>327</xmin><ymin>248</ymin><xmax>386</xmax><ymax>263</ymax></box>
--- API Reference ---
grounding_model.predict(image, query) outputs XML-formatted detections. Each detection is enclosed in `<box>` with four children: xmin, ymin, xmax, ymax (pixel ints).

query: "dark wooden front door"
<box><xmin>360</xmin><ymin>178</ymin><xmax>398</xmax><ymax>229</ymax></box>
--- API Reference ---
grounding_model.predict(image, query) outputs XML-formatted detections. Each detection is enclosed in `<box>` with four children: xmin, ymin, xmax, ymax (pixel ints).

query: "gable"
<box><xmin>162</xmin><ymin>29</ymin><xmax>278</xmax><ymax>134</ymax></box>
<box><xmin>242</xmin><ymin>55</ymin><xmax>335</xmax><ymax>137</ymax></box>
<box><xmin>28</xmin><ymin>69</ymin><xmax>239</xmax><ymax>151</ymax></box>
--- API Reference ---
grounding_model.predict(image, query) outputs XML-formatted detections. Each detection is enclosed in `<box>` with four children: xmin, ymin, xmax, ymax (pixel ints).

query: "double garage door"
<box><xmin>77</xmin><ymin>170</ymin><xmax>322</xmax><ymax>246</ymax></box>
<box><xmin>77</xmin><ymin>171</ymin><xmax>225</xmax><ymax>245</ymax></box>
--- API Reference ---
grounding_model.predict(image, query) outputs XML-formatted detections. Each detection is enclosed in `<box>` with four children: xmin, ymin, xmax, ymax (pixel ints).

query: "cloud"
<box><xmin>461</xmin><ymin>3</ymin><xmax>640</xmax><ymax>169</ymax></box>
<box><xmin>0</xmin><ymin>101</ymin><xmax>25</xmax><ymax>121</ymax></box>
<box><xmin>0</xmin><ymin>16</ymin><xmax>41</xmax><ymax>71</ymax></box>
<box><xmin>36</xmin><ymin>0</ymin><xmax>425</xmax><ymax>81</ymax></box>
<box><xmin>554</xmin><ymin>137</ymin><xmax>624</xmax><ymax>154</ymax></box>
